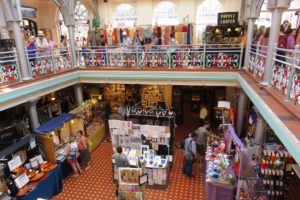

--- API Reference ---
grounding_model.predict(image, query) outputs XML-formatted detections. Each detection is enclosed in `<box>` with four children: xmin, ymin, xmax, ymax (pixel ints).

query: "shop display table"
<box><xmin>17</xmin><ymin>164</ymin><xmax>63</xmax><ymax>200</ymax></box>
<box><xmin>206</xmin><ymin>181</ymin><xmax>237</xmax><ymax>200</ymax></box>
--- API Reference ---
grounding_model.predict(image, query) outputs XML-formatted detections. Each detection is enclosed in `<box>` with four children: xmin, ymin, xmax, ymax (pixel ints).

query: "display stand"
<box><xmin>69</xmin><ymin>100</ymin><xmax>105</xmax><ymax>152</ymax></box>
<box><xmin>34</xmin><ymin>113</ymin><xmax>79</xmax><ymax>163</ymax></box>
<box><xmin>109</xmin><ymin>109</ymin><xmax>175</xmax><ymax>189</ymax></box>
<box><xmin>117</xmin><ymin>167</ymin><xmax>145</xmax><ymax>200</ymax></box>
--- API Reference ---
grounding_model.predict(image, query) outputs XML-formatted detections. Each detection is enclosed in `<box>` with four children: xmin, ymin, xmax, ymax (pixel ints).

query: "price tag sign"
<box><xmin>30</xmin><ymin>155</ymin><xmax>44</xmax><ymax>167</ymax></box>
<box><xmin>8</xmin><ymin>156</ymin><xmax>22</xmax><ymax>172</ymax></box>
<box><xmin>30</xmin><ymin>138</ymin><xmax>36</xmax><ymax>149</ymax></box>
<box><xmin>14</xmin><ymin>173</ymin><xmax>29</xmax><ymax>189</ymax></box>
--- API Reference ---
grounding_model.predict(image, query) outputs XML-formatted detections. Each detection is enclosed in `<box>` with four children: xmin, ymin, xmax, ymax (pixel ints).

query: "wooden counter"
<box><xmin>87</xmin><ymin>123</ymin><xmax>105</xmax><ymax>152</ymax></box>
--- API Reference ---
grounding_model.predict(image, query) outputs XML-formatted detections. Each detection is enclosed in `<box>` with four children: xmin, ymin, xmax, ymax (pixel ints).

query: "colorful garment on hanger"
<box><xmin>145</xmin><ymin>27</ymin><xmax>152</xmax><ymax>38</ymax></box>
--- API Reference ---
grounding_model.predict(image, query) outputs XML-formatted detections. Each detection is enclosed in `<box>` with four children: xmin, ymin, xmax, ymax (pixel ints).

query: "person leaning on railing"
<box><xmin>258</xmin><ymin>27</ymin><xmax>270</xmax><ymax>56</ymax></box>
<box><xmin>25</xmin><ymin>36</ymin><xmax>37</xmax><ymax>64</ymax></box>
<box><xmin>36</xmin><ymin>31</ymin><xmax>49</xmax><ymax>55</ymax></box>
<box><xmin>60</xmin><ymin>35</ymin><xmax>68</xmax><ymax>56</ymax></box>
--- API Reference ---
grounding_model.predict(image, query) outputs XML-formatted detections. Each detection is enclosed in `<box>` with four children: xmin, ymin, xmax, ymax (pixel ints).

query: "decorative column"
<box><xmin>261</xmin><ymin>0</ymin><xmax>291</xmax><ymax>86</ymax></box>
<box><xmin>2</xmin><ymin>0</ymin><xmax>31</xmax><ymax>80</ymax></box>
<box><xmin>254</xmin><ymin>110</ymin><xmax>266</xmax><ymax>145</ymax></box>
<box><xmin>237</xmin><ymin>90</ymin><xmax>248</xmax><ymax>136</ymax></box>
<box><xmin>27</xmin><ymin>98</ymin><xmax>40</xmax><ymax>129</ymax></box>
<box><xmin>244</xmin><ymin>0</ymin><xmax>264</xmax><ymax>68</ymax></box>
<box><xmin>74</xmin><ymin>84</ymin><xmax>83</xmax><ymax>106</ymax></box>
<box><xmin>54</xmin><ymin>0</ymin><xmax>77</xmax><ymax>67</ymax></box>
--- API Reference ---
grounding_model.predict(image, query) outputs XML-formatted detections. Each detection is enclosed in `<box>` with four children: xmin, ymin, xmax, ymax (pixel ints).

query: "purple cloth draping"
<box><xmin>225</xmin><ymin>124</ymin><xmax>244</xmax><ymax>153</ymax></box>
<box><xmin>206</xmin><ymin>182</ymin><xmax>237</xmax><ymax>200</ymax></box>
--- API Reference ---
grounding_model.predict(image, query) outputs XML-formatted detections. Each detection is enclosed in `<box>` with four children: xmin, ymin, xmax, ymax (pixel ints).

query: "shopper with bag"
<box><xmin>182</xmin><ymin>132</ymin><xmax>198</xmax><ymax>178</ymax></box>
<box><xmin>67</xmin><ymin>141</ymin><xmax>82</xmax><ymax>177</ymax></box>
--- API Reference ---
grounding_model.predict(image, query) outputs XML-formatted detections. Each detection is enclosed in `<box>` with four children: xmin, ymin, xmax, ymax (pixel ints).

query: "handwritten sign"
<box><xmin>14</xmin><ymin>173</ymin><xmax>29</xmax><ymax>189</ymax></box>
<box><xmin>8</xmin><ymin>156</ymin><xmax>22</xmax><ymax>172</ymax></box>
<box><xmin>30</xmin><ymin>155</ymin><xmax>44</xmax><ymax>167</ymax></box>
<box><xmin>218</xmin><ymin>12</ymin><xmax>238</xmax><ymax>26</ymax></box>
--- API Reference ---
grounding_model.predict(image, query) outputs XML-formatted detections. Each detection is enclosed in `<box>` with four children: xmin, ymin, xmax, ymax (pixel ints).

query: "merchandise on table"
<box><xmin>205</xmin><ymin>146</ymin><xmax>235</xmax><ymax>184</ymax></box>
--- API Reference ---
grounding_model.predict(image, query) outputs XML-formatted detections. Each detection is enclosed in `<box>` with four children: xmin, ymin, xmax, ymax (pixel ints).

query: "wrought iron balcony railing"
<box><xmin>248</xmin><ymin>43</ymin><xmax>300</xmax><ymax>106</ymax></box>
<box><xmin>0</xmin><ymin>49</ymin><xmax>20</xmax><ymax>86</ymax></box>
<box><xmin>76</xmin><ymin>44</ymin><xmax>243</xmax><ymax>69</ymax></box>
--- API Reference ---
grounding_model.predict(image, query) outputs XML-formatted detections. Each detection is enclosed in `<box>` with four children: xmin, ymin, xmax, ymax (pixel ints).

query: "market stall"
<box><xmin>204</xmin><ymin>124</ymin><xmax>241</xmax><ymax>200</ymax></box>
<box><xmin>117</xmin><ymin>167</ymin><xmax>145</xmax><ymax>200</ymax></box>
<box><xmin>69</xmin><ymin>99</ymin><xmax>105</xmax><ymax>152</ymax></box>
<box><xmin>17</xmin><ymin>163</ymin><xmax>62</xmax><ymax>200</ymax></box>
<box><xmin>109</xmin><ymin>108</ymin><xmax>175</xmax><ymax>189</ymax></box>
<box><xmin>34</xmin><ymin>113</ymin><xmax>80</xmax><ymax>163</ymax></box>
<box><xmin>0</xmin><ymin>146</ymin><xmax>62</xmax><ymax>199</ymax></box>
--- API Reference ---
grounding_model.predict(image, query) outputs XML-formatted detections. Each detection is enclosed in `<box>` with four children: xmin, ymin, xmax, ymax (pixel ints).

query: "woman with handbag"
<box><xmin>67</xmin><ymin>141</ymin><xmax>82</xmax><ymax>177</ymax></box>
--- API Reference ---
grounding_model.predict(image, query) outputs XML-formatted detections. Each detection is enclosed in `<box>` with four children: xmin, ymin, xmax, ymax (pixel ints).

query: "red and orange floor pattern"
<box><xmin>53</xmin><ymin>141</ymin><xmax>205</xmax><ymax>200</ymax></box>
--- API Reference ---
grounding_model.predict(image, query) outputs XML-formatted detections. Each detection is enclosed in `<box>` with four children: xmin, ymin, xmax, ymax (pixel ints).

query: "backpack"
<box><xmin>180</xmin><ymin>133</ymin><xmax>193</xmax><ymax>149</ymax></box>
<box><xmin>69</xmin><ymin>143</ymin><xmax>77</xmax><ymax>159</ymax></box>
<box><xmin>180</xmin><ymin>135</ymin><xmax>189</xmax><ymax>149</ymax></box>
<box><xmin>278</xmin><ymin>35</ymin><xmax>287</xmax><ymax>49</ymax></box>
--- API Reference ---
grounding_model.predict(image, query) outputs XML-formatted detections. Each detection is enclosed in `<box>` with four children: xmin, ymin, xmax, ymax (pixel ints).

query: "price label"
<box><xmin>14</xmin><ymin>173</ymin><xmax>29</xmax><ymax>189</ymax></box>
<box><xmin>8</xmin><ymin>156</ymin><xmax>22</xmax><ymax>171</ymax></box>
<box><xmin>30</xmin><ymin>154</ymin><xmax>44</xmax><ymax>167</ymax></box>
<box><xmin>30</xmin><ymin>138</ymin><xmax>36</xmax><ymax>149</ymax></box>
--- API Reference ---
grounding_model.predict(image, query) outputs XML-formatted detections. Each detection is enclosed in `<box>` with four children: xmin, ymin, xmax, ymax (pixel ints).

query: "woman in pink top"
<box><xmin>258</xmin><ymin>27</ymin><xmax>270</xmax><ymax>56</ymax></box>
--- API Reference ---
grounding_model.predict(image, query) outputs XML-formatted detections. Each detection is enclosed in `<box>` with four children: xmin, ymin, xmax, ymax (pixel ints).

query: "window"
<box><xmin>256</xmin><ymin>0</ymin><xmax>300</xmax><ymax>29</ymax></box>
<box><xmin>113</xmin><ymin>4</ymin><xmax>137</xmax><ymax>28</ymax></box>
<box><xmin>153</xmin><ymin>1</ymin><xmax>179</xmax><ymax>26</ymax></box>
<box><xmin>196</xmin><ymin>0</ymin><xmax>223</xmax><ymax>40</ymax></box>
<box><xmin>58</xmin><ymin>1</ymin><xmax>89</xmax><ymax>39</ymax></box>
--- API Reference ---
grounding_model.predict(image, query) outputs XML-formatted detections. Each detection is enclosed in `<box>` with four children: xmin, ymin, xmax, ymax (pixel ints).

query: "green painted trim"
<box><xmin>0</xmin><ymin>74</ymin><xmax>78</xmax><ymax>102</ymax></box>
<box><xmin>238</xmin><ymin>76</ymin><xmax>300</xmax><ymax>163</ymax></box>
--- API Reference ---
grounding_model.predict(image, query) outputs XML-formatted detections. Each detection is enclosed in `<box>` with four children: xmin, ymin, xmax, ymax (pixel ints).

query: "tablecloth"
<box><xmin>206</xmin><ymin>182</ymin><xmax>237</xmax><ymax>200</ymax></box>
<box><xmin>18</xmin><ymin>164</ymin><xmax>63</xmax><ymax>200</ymax></box>
<box><xmin>204</xmin><ymin>160</ymin><xmax>237</xmax><ymax>200</ymax></box>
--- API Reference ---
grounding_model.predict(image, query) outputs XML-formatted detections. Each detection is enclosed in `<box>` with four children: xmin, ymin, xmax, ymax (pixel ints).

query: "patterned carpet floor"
<box><xmin>53</xmin><ymin>142</ymin><xmax>205</xmax><ymax>200</ymax></box>
<box><xmin>53</xmin><ymin>103</ymin><xmax>204</xmax><ymax>200</ymax></box>
<box><xmin>52</xmin><ymin>102</ymin><xmax>300</xmax><ymax>200</ymax></box>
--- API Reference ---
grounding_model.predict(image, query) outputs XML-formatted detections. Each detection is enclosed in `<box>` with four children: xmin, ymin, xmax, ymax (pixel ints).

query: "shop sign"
<box><xmin>21</xmin><ymin>6</ymin><xmax>37</xmax><ymax>18</ymax></box>
<box><xmin>218</xmin><ymin>12</ymin><xmax>238</xmax><ymax>26</ymax></box>
<box><xmin>8</xmin><ymin>155</ymin><xmax>22</xmax><ymax>171</ymax></box>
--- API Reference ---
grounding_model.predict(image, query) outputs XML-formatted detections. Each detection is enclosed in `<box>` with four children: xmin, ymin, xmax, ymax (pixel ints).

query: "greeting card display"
<box><xmin>119</xmin><ymin>168</ymin><xmax>142</xmax><ymax>185</ymax></box>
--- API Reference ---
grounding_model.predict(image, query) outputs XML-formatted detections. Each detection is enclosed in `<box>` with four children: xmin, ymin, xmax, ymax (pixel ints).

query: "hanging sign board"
<box><xmin>218</xmin><ymin>12</ymin><xmax>239</xmax><ymax>26</ymax></box>
<box><xmin>21</xmin><ymin>6</ymin><xmax>37</xmax><ymax>18</ymax></box>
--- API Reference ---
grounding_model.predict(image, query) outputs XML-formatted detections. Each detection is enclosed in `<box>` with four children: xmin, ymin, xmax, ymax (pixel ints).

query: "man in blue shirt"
<box><xmin>182</xmin><ymin>132</ymin><xmax>198</xmax><ymax>178</ymax></box>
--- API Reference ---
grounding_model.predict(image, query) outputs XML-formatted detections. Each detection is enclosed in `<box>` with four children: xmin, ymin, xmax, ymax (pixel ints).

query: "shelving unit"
<box><xmin>172</xmin><ymin>86</ymin><xmax>183</xmax><ymax>124</ymax></box>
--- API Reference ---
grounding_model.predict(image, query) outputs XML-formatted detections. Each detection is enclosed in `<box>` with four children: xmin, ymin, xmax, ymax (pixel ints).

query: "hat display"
<box><xmin>122</xmin><ymin>31</ymin><xmax>127</xmax><ymax>36</ymax></box>
<box><xmin>38</xmin><ymin>31</ymin><xmax>44</xmax><ymax>36</ymax></box>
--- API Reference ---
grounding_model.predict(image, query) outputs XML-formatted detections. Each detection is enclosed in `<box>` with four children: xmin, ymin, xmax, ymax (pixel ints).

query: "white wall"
<box><xmin>0</xmin><ymin>2</ymin><xmax>6</xmax><ymax>28</ymax></box>
<box><xmin>98</xmin><ymin>0</ymin><xmax>243</xmax><ymax>26</ymax></box>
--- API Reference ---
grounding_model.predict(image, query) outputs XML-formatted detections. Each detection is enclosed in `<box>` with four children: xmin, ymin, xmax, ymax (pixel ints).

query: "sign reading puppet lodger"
<box><xmin>218</xmin><ymin>12</ymin><xmax>239</xmax><ymax>26</ymax></box>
